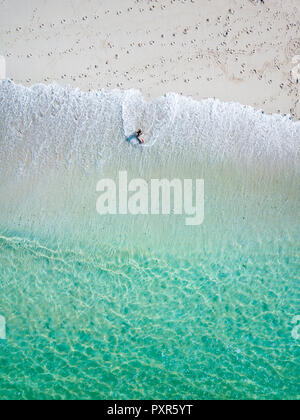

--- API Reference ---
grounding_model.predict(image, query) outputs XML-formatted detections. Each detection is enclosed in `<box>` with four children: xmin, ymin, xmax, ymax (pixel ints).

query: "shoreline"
<box><xmin>2</xmin><ymin>78</ymin><xmax>299</xmax><ymax>122</ymax></box>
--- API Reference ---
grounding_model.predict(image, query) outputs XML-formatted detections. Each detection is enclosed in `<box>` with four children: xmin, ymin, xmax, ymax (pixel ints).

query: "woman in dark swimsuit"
<box><xmin>126</xmin><ymin>130</ymin><xmax>145</xmax><ymax>144</ymax></box>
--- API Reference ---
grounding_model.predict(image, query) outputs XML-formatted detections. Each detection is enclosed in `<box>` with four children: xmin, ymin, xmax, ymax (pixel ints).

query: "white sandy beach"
<box><xmin>0</xmin><ymin>0</ymin><xmax>300</xmax><ymax>118</ymax></box>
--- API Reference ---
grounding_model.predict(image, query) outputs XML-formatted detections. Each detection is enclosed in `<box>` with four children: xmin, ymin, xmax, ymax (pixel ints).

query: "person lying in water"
<box><xmin>126</xmin><ymin>129</ymin><xmax>145</xmax><ymax>144</ymax></box>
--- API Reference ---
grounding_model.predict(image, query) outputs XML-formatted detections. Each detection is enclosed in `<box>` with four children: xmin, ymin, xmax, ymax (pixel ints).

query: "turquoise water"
<box><xmin>0</xmin><ymin>81</ymin><xmax>299</xmax><ymax>400</ymax></box>
<box><xmin>0</xmin><ymin>235</ymin><xmax>299</xmax><ymax>400</ymax></box>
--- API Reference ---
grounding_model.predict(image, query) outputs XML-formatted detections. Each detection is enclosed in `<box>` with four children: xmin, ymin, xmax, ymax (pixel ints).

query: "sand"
<box><xmin>0</xmin><ymin>0</ymin><xmax>299</xmax><ymax>118</ymax></box>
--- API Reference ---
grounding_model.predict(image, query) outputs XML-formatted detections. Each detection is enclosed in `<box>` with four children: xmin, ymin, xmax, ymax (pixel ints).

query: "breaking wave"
<box><xmin>0</xmin><ymin>80</ymin><xmax>299</xmax><ymax>177</ymax></box>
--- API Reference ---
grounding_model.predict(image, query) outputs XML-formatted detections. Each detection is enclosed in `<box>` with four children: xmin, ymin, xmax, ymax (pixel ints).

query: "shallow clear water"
<box><xmin>0</xmin><ymin>81</ymin><xmax>299</xmax><ymax>400</ymax></box>
<box><xmin>0</xmin><ymin>234</ymin><xmax>299</xmax><ymax>399</ymax></box>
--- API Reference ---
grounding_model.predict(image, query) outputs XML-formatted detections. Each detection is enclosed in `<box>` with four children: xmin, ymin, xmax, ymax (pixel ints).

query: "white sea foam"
<box><xmin>0</xmin><ymin>80</ymin><xmax>299</xmax><ymax>254</ymax></box>
<box><xmin>0</xmin><ymin>80</ymin><xmax>299</xmax><ymax>179</ymax></box>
